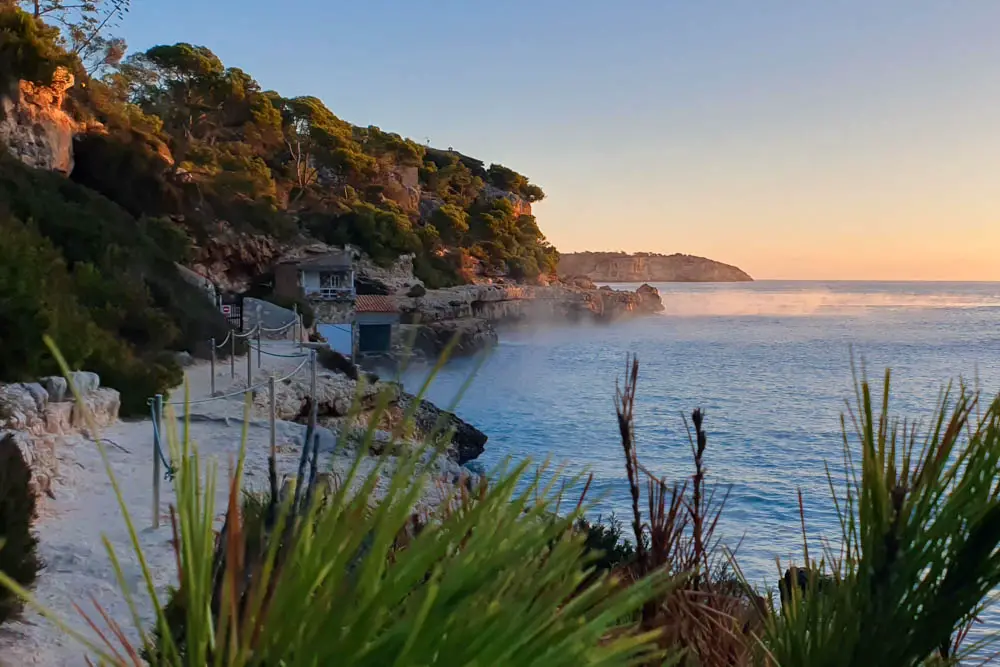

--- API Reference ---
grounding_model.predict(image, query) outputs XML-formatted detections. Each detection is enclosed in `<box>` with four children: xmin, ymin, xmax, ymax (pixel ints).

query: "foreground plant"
<box><xmin>765</xmin><ymin>370</ymin><xmax>1000</xmax><ymax>665</ymax></box>
<box><xmin>0</xmin><ymin>338</ymin><xmax>677</xmax><ymax>666</ymax></box>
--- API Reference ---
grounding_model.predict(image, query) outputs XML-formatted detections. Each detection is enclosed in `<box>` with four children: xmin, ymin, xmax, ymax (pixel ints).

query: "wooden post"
<box><xmin>152</xmin><ymin>394</ymin><xmax>163</xmax><ymax>529</ymax></box>
<box><xmin>210</xmin><ymin>338</ymin><xmax>216</xmax><ymax>396</ymax></box>
<box><xmin>269</xmin><ymin>375</ymin><xmax>277</xmax><ymax>460</ymax></box>
<box><xmin>230</xmin><ymin>333</ymin><xmax>235</xmax><ymax>379</ymax></box>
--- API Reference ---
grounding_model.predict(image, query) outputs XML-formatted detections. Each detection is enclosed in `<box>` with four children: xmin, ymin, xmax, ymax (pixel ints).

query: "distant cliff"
<box><xmin>559</xmin><ymin>252</ymin><xmax>752</xmax><ymax>282</ymax></box>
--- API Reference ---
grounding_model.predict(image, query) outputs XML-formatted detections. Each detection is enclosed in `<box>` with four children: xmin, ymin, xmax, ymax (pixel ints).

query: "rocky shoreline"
<box><xmin>396</xmin><ymin>281</ymin><xmax>665</xmax><ymax>359</ymax></box>
<box><xmin>342</xmin><ymin>254</ymin><xmax>667</xmax><ymax>360</ymax></box>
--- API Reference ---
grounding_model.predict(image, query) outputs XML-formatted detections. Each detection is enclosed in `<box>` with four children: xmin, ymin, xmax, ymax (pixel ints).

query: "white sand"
<box><xmin>0</xmin><ymin>341</ymin><xmax>339</xmax><ymax>666</ymax></box>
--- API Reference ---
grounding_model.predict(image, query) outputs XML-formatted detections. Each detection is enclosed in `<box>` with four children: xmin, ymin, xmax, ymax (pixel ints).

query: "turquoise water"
<box><xmin>399</xmin><ymin>281</ymin><xmax>1000</xmax><ymax>596</ymax></box>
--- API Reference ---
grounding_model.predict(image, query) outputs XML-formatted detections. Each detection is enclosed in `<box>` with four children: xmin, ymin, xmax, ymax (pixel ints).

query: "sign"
<box><xmin>222</xmin><ymin>305</ymin><xmax>232</xmax><ymax>315</ymax></box>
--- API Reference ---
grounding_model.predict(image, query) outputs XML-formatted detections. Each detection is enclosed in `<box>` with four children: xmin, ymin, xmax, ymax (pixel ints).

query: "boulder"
<box><xmin>0</xmin><ymin>382</ymin><xmax>49</xmax><ymax>434</ymax></box>
<box><xmin>401</xmin><ymin>393</ymin><xmax>487</xmax><ymax>465</ymax></box>
<box><xmin>72</xmin><ymin>387</ymin><xmax>121</xmax><ymax>432</ymax></box>
<box><xmin>40</xmin><ymin>376</ymin><xmax>69</xmax><ymax>402</ymax></box>
<box><xmin>636</xmin><ymin>283</ymin><xmax>665</xmax><ymax>313</ymax></box>
<box><xmin>67</xmin><ymin>371</ymin><xmax>100</xmax><ymax>396</ymax></box>
<box><xmin>173</xmin><ymin>351</ymin><xmax>196</xmax><ymax>368</ymax></box>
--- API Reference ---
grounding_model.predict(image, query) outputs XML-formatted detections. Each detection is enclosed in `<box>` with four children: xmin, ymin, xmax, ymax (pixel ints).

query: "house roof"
<box><xmin>355</xmin><ymin>295</ymin><xmax>398</xmax><ymax>313</ymax></box>
<box><xmin>283</xmin><ymin>251</ymin><xmax>353</xmax><ymax>270</ymax></box>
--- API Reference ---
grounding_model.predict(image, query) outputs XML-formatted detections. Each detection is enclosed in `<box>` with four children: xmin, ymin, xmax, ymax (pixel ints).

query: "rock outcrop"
<box><xmin>235</xmin><ymin>368</ymin><xmax>487</xmax><ymax>466</ymax></box>
<box><xmin>0</xmin><ymin>67</ymin><xmax>80</xmax><ymax>173</ymax></box>
<box><xmin>396</xmin><ymin>282</ymin><xmax>664</xmax><ymax>357</ymax></box>
<box><xmin>559</xmin><ymin>252</ymin><xmax>752</xmax><ymax>282</ymax></box>
<box><xmin>190</xmin><ymin>221</ymin><xmax>284</xmax><ymax>293</ymax></box>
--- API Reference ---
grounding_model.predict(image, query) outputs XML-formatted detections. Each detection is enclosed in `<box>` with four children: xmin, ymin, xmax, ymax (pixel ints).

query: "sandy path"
<box><xmin>0</xmin><ymin>341</ymin><xmax>324</xmax><ymax>666</ymax></box>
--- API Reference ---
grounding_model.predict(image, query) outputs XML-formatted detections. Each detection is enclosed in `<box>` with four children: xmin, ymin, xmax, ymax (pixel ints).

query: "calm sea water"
<box><xmin>399</xmin><ymin>281</ymin><xmax>1000</xmax><ymax>596</ymax></box>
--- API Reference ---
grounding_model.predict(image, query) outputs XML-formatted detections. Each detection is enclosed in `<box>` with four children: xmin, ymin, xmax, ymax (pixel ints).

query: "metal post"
<box><xmin>298</xmin><ymin>314</ymin><xmax>303</xmax><ymax>351</ymax></box>
<box><xmin>247</xmin><ymin>342</ymin><xmax>253</xmax><ymax>389</ymax></box>
<box><xmin>309</xmin><ymin>349</ymin><xmax>318</xmax><ymax>432</ymax></box>
<box><xmin>292</xmin><ymin>303</ymin><xmax>299</xmax><ymax>344</ymax></box>
<box><xmin>268</xmin><ymin>375</ymin><xmax>277</xmax><ymax>459</ymax></box>
<box><xmin>210</xmin><ymin>338</ymin><xmax>216</xmax><ymax>396</ymax></box>
<box><xmin>256</xmin><ymin>322</ymin><xmax>262</xmax><ymax>367</ymax></box>
<box><xmin>152</xmin><ymin>394</ymin><xmax>163</xmax><ymax>529</ymax></box>
<box><xmin>230</xmin><ymin>333</ymin><xmax>235</xmax><ymax>379</ymax></box>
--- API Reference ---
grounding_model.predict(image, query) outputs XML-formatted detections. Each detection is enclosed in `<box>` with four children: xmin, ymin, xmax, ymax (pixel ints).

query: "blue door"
<box><xmin>359</xmin><ymin>324</ymin><xmax>392</xmax><ymax>353</ymax></box>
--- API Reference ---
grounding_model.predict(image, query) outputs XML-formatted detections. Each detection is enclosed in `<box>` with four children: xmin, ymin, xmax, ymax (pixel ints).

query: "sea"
<box><xmin>395</xmin><ymin>281</ymin><xmax>1000</xmax><ymax>603</ymax></box>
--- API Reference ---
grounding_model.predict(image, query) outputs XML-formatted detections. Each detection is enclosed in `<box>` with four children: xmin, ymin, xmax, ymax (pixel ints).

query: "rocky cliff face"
<box><xmin>0</xmin><ymin>67</ymin><xmax>80</xmax><ymax>174</ymax></box>
<box><xmin>559</xmin><ymin>252</ymin><xmax>752</xmax><ymax>282</ymax></box>
<box><xmin>396</xmin><ymin>282</ymin><xmax>664</xmax><ymax>358</ymax></box>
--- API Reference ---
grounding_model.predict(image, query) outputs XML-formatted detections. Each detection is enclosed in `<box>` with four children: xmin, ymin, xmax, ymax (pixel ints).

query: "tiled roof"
<box><xmin>355</xmin><ymin>295</ymin><xmax>398</xmax><ymax>313</ymax></box>
<box><xmin>284</xmin><ymin>252</ymin><xmax>353</xmax><ymax>270</ymax></box>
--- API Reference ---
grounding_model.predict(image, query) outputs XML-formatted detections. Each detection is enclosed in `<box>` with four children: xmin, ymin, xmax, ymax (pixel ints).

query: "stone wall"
<box><xmin>0</xmin><ymin>373</ymin><xmax>120</xmax><ymax>499</ymax></box>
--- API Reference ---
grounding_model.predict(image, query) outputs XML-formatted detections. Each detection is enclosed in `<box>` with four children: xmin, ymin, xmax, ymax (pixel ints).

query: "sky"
<box><xmin>120</xmin><ymin>1</ymin><xmax>1000</xmax><ymax>281</ymax></box>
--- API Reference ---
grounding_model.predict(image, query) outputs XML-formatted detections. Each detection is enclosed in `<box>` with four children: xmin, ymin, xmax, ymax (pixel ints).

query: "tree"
<box><xmin>429</xmin><ymin>204</ymin><xmax>469</xmax><ymax>245</ymax></box>
<box><xmin>486</xmin><ymin>163</ymin><xmax>545</xmax><ymax>202</ymax></box>
<box><xmin>22</xmin><ymin>0</ymin><xmax>130</xmax><ymax>74</ymax></box>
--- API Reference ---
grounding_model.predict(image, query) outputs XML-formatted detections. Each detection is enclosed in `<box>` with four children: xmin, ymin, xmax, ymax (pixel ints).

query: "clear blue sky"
<box><xmin>121</xmin><ymin>2</ymin><xmax>1000</xmax><ymax>280</ymax></box>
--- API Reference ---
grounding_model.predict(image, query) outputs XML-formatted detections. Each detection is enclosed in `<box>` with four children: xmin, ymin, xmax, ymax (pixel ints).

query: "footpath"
<box><xmin>0</xmin><ymin>338</ymin><xmax>315</xmax><ymax>667</ymax></box>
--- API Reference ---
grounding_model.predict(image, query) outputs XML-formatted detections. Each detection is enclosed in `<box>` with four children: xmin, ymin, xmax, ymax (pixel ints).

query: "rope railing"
<box><xmin>247</xmin><ymin>342</ymin><xmax>310</xmax><ymax>359</ymax></box>
<box><xmin>149</xmin><ymin>344</ymin><xmax>317</xmax><ymax>529</ymax></box>
<box><xmin>233</xmin><ymin>324</ymin><xmax>260</xmax><ymax>338</ymax></box>
<box><xmin>259</xmin><ymin>317</ymin><xmax>297</xmax><ymax>333</ymax></box>
<box><xmin>215</xmin><ymin>330</ymin><xmax>232</xmax><ymax>348</ymax></box>
<box><xmin>273</xmin><ymin>355</ymin><xmax>310</xmax><ymax>383</ymax></box>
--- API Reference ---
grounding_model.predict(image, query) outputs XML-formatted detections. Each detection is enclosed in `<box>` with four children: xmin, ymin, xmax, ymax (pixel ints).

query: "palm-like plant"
<box><xmin>766</xmin><ymin>369</ymin><xmax>1000</xmax><ymax>665</ymax></box>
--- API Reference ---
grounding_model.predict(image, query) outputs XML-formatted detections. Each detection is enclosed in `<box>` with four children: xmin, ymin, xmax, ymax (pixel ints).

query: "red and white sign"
<box><xmin>221</xmin><ymin>305</ymin><xmax>232</xmax><ymax>315</ymax></box>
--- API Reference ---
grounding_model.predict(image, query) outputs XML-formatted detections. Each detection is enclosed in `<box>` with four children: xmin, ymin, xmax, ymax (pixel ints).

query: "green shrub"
<box><xmin>0</xmin><ymin>434</ymin><xmax>42</xmax><ymax>626</ymax></box>
<box><xmin>0</xmin><ymin>8</ymin><xmax>69</xmax><ymax>91</ymax></box>
<box><xmin>0</xmin><ymin>154</ymin><xmax>229</xmax><ymax>411</ymax></box>
<box><xmin>575</xmin><ymin>513</ymin><xmax>636</xmax><ymax>575</ymax></box>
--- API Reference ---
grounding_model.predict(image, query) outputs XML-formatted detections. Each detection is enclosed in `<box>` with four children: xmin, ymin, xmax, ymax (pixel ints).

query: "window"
<box><xmin>319</xmin><ymin>271</ymin><xmax>349</xmax><ymax>289</ymax></box>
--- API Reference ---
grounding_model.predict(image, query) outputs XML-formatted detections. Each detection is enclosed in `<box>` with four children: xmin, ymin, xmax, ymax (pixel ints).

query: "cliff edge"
<box><xmin>559</xmin><ymin>252</ymin><xmax>752</xmax><ymax>283</ymax></box>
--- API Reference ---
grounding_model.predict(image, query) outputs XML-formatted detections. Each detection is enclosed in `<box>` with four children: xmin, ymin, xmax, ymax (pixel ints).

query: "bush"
<box><xmin>0</xmin><ymin>434</ymin><xmax>42</xmax><ymax>626</ymax></box>
<box><xmin>575</xmin><ymin>513</ymin><xmax>636</xmax><ymax>575</ymax></box>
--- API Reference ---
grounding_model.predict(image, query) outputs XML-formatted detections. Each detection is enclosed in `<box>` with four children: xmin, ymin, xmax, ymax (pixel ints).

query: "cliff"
<box><xmin>394</xmin><ymin>281</ymin><xmax>664</xmax><ymax>358</ymax></box>
<box><xmin>0</xmin><ymin>66</ymin><xmax>79</xmax><ymax>174</ymax></box>
<box><xmin>559</xmin><ymin>252</ymin><xmax>752</xmax><ymax>283</ymax></box>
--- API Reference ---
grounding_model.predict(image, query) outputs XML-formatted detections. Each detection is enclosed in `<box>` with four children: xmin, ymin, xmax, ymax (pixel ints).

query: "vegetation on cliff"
<box><xmin>0</xmin><ymin>6</ymin><xmax>554</xmax><ymax>403</ymax></box>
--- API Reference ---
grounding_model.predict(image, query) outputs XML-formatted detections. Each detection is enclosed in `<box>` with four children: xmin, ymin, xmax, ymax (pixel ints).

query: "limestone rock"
<box><xmin>67</xmin><ymin>371</ymin><xmax>100</xmax><ymax>396</ymax></box>
<box><xmin>400</xmin><ymin>393</ymin><xmax>487</xmax><ymax>465</ymax></box>
<box><xmin>40</xmin><ymin>376</ymin><xmax>69</xmax><ymax>402</ymax></box>
<box><xmin>72</xmin><ymin>387</ymin><xmax>121</xmax><ymax>432</ymax></box>
<box><xmin>0</xmin><ymin>68</ymin><xmax>80</xmax><ymax>173</ymax></box>
<box><xmin>636</xmin><ymin>283</ymin><xmax>665</xmax><ymax>313</ymax></box>
<box><xmin>412</xmin><ymin>318</ymin><xmax>498</xmax><ymax>358</ymax></box>
<box><xmin>0</xmin><ymin>382</ymin><xmax>49</xmax><ymax>434</ymax></box>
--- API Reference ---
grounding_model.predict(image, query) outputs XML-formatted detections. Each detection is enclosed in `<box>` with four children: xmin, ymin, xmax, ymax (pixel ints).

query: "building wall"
<box><xmin>273</xmin><ymin>264</ymin><xmax>301</xmax><ymax>300</ymax></box>
<box><xmin>302</xmin><ymin>270</ymin><xmax>321</xmax><ymax>293</ymax></box>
